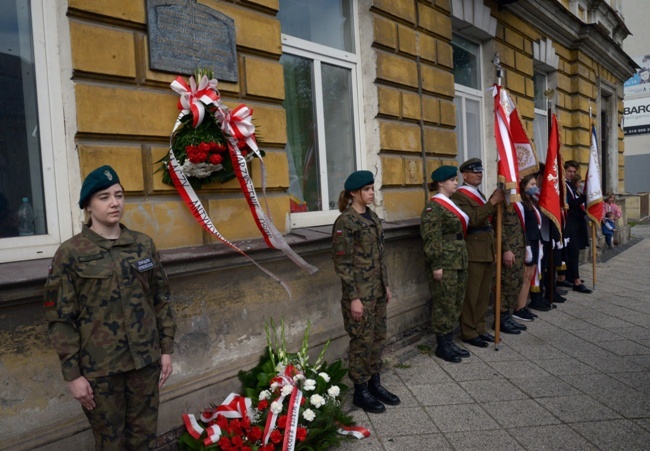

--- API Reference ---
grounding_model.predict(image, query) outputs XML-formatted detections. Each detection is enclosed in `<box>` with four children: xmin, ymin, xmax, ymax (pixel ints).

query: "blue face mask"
<box><xmin>526</xmin><ymin>186</ymin><xmax>540</xmax><ymax>196</ymax></box>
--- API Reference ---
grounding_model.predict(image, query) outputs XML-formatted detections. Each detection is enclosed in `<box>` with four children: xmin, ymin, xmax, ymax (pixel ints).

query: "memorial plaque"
<box><xmin>147</xmin><ymin>0</ymin><xmax>238</xmax><ymax>82</ymax></box>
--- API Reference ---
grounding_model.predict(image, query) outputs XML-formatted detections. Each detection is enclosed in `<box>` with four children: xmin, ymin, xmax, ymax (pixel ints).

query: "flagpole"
<box><xmin>493</xmin><ymin>55</ymin><xmax>503</xmax><ymax>351</ymax></box>
<box><xmin>546</xmin><ymin>89</ymin><xmax>555</xmax><ymax>306</ymax></box>
<box><xmin>589</xmin><ymin>103</ymin><xmax>597</xmax><ymax>291</ymax></box>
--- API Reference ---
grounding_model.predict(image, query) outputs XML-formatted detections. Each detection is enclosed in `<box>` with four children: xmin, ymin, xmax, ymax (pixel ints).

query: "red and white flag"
<box><xmin>585</xmin><ymin>124</ymin><xmax>604</xmax><ymax>224</ymax></box>
<box><xmin>493</xmin><ymin>85</ymin><xmax>520</xmax><ymax>202</ymax></box>
<box><xmin>538</xmin><ymin>113</ymin><xmax>565</xmax><ymax>240</ymax></box>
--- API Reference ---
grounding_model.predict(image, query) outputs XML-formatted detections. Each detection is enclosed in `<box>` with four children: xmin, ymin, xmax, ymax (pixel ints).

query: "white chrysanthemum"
<box><xmin>270</xmin><ymin>382</ymin><xmax>280</xmax><ymax>390</ymax></box>
<box><xmin>275</xmin><ymin>362</ymin><xmax>286</xmax><ymax>373</ymax></box>
<box><xmin>302</xmin><ymin>409</ymin><xmax>315</xmax><ymax>422</ymax></box>
<box><xmin>327</xmin><ymin>385</ymin><xmax>340</xmax><ymax>398</ymax></box>
<box><xmin>270</xmin><ymin>401</ymin><xmax>283</xmax><ymax>414</ymax></box>
<box><xmin>302</xmin><ymin>379</ymin><xmax>316</xmax><ymax>391</ymax></box>
<box><xmin>293</xmin><ymin>373</ymin><xmax>305</xmax><ymax>383</ymax></box>
<box><xmin>318</xmin><ymin>372</ymin><xmax>330</xmax><ymax>382</ymax></box>
<box><xmin>281</xmin><ymin>385</ymin><xmax>294</xmax><ymax>397</ymax></box>
<box><xmin>181</xmin><ymin>160</ymin><xmax>223</xmax><ymax>178</ymax></box>
<box><xmin>309</xmin><ymin>394</ymin><xmax>325</xmax><ymax>408</ymax></box>
<box><xmin>259</xmin><ymin>390</ymin><xmax>271</xmax><ymax>401</ymax></box>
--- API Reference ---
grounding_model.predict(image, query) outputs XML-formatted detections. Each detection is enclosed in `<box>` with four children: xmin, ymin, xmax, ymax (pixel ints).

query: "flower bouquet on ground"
<box><xmin>158</xmin><ymin>69</ymin><xmax>263</xmax><ymax>190</ymax></box>
<box><xmin>178</xmin><ymin>320</ymin><xmax>368</xmax><ymax>450</ymax></box>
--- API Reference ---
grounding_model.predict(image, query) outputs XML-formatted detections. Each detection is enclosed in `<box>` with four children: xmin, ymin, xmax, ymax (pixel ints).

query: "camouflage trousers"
<box><xmin>501</xmin><ymin>252</ymin><xmax>525</xmax><ymax>312</ymax></box>
<box><xmin>342</xmin><ymin>296</ymin><xmax>387</xmax><ymax>384</ymax></box>
<box><xmin>427</xmin><ymin>268</ymin><xmax>467</xmax><ymax>335</ymax></box>
<box><xmin>84</xmin><ymin>362</ymin><xmax>161</xmax><ymax>450</ymax></box>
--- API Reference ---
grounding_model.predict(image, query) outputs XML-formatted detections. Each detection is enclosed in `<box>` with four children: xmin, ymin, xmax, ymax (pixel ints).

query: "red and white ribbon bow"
<box><xmin>171</xmin><ymin>75</ymin><xmax>219</xmax><ymax>128</ymax></box>
<box><xmin>182</xmin><ymin>393</ymin><xmax>253</xmax><ymax>446</ymax></box>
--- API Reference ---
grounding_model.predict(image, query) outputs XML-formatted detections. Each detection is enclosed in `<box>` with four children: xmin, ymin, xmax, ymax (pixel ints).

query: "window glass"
<box><xmin>0</xmin><ymin>0</ymin><xmax>47</xmax><ymax>238</ymax></box>
<box><xmin>452</xmin><ymin>34</ymin><xmax>480</xmax><ymax>89</ymax></box>
<box><xmin>278</xmin><ymin>0</ymin><xmax>353</xmax><ymax>52</ymax></box>
<box><xmin>534</xmin><ymin>72</ymin><xmax>547</xmax><ymax>110</ymax></box>
<box><xmin>534</xmin><ymin>112</ymin><xmax>548</xmax><ymax>162</ymax></box>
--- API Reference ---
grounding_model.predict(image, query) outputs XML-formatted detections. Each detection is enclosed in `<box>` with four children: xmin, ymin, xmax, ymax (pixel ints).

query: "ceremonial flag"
<box><xmin>585</xmin><ymin>124</ymin><xmax>604</xmax><ymax>224</ymax></box>
<box><xmin>493</xmin><ymin>85</ymin><xmax>520</xmax><ymax>202</ymax></box>
<box><xmin>538</xmin><ymin>113</ymin><xmax>564</xmax><ymax>239</ymax></box>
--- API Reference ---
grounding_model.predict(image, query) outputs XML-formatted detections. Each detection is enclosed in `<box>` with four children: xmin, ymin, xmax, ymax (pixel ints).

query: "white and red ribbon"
<box><xmin>182</xmin><ymin>393</ymin><xmax>253</xmax><ymax>446</ymax></box>
<box><xmin>492</xmin><ymin>84</ymin><xmax>520</xmax><ymax>202</ymax></box>
<box><xmin>337</xmin><ymin>423</ymin><xmax>371</xmax><ymax>439</ymax></box>
<box><xmin>431</xmin><ymin>193</ymin><xmax>469</xmax><ymax>235</ymax></box>
<box><xmin>457</xmin><ymin>185</ymin><xmax>487</xmax><ymax>206</ymax></box>
<box><xmin>182</xmin><ymin>413</ymin><xmax>205</xmax><ymax>440</ymax></box>
<box><xmin>170</xmin><ymin>75</ymin><xmax>219</xmax><ymax>128</ymax></box>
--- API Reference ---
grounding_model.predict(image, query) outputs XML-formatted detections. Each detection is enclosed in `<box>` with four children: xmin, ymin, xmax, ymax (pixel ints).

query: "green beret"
<box><xmin>431</xmin><ymin>165</ymin><xmax>458</xmax><ymax>182</ymax></box>
<box><xmin>79</xmin><ymin>165</ymin><xmax>121</xmax><ymax>208</ymax></box>
<box><xmin>459</xmin><ymin>158</ymin><xmax>483</xmax><ymax>173</ymax></box>
<box><xmin>344</xmin><ymin>170</ymin><xmax>374</xmax><ymax>191</ymax></box>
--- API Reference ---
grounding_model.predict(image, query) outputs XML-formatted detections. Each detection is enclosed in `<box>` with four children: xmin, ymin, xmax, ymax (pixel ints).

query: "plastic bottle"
<box><xmin>17</xmin><ymin>197</ymin><xmax>35</xmax><ymax>236</ymax></box>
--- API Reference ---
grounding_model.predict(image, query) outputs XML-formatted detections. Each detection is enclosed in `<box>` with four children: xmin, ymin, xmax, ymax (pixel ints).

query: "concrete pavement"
<box><xmin>340</xmin><ymin>224</ymin><xmax>650</xmax><ymax>450</ymax></box>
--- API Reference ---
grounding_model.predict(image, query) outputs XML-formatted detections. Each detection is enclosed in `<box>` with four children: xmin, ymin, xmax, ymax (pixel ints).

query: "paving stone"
<box><xmin>570</xmin><ymin>419</ymin><xmax>650</xmax><ymax>450</ymax></box>
<box><xmin>409</xmin><ymin>382</ymin><xmax>474</xmax><ymax>406</ymax></box>
<box><xmin>366</xmin><ymin>406</ymin><xmax>437</xmax><ymax>437</ymax></box>
<box><xmin>532</xmin><ymin>358</ymin><xmax>600</xmax><ymax>376</ymax></box>
<box><xmin>508</xmin><ymin>424</ymin><xmax>597</xmax><ymax>450</ymax></box>
<box><xmin>426</xmin><ymin>404</ymin><xmax>499</xmax><ymax>432</ymax></box>
<box><xmin>445</xmin><ymin>429</ymin><xmax>523</xmax><ymax>450</ymax></box>
<box><xmin>481</xmin><ymin>399</ymin><xmax>561</xmax><ymax>428</ymax></box>
<box><xmin>535</xmin><ymin>395</ymin><xmax>621</xmax><ymax>422</ymax></box>
<box><xmin>381</xmin><ymin>433</ymin><xmax>452</xmax><ymax>450</ymax></box>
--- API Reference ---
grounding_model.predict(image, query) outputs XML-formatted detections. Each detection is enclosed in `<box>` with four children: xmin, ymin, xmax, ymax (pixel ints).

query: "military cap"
<box><xmin>459</xmin><ymin>158</ymin><xmax>484</xmax><ymax>173</ymax></box>
<box><xmin>79</xmin><ymin>165</ymin><xmax>121</xmax><ymax>208</ymax></box>
<box><xmin>431</xmin><ymin>165</ymin><xmax>458</xmax><ymax>182</ymax></box>
<box><xmin>344</xmin><ymin>170</ymin><xmax>374</xmax><ymax>191</ymax></box>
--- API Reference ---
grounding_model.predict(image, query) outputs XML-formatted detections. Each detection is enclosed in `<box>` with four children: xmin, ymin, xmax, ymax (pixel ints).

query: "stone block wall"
<box><xmin>68</xmin><ymin>0</ymin><xmax>289</xmax><ymax>250</ymax></box>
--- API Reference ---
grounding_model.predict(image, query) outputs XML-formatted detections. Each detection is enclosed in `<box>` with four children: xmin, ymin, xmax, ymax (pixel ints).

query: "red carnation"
<box><xmin>218</xmin><ymin>436</ymin><xmax>231</xmax><ymax>448</ymax></box>
<box><xmin>296</xmin><ymin>427</ymin><xmax>307</xmax><ymax>442</ymax></box>
<box><xmin>231</xmin><ymin>436</ymin><xmax>244</xmax><ymax>447</ymax></box>
<box><xmin>277</xmin><ymin>415</ymin><xmax>287</xmax><ymax>429</ymax></box>
<box><xmin>241</xmin><ymin>150</ymin><xmax>248</xmax><ymax>157</ymax></box>
<box><xmin>260</xmin><ymin>445</ymin><xmax>275</xmax><ymax>451</ymax></box>
<box><xmin>209</xmin><ymin>154</ymin><xmax>223</xmax><ymax>165</ymax></box>
<box><xmin>249</xmin><ymin>426</ymin><xmax>263</xmax><ymax>441</ymax></box>
<box><xmin>237</xmin><ymin>139</ymin><xmax>247</xmax><ymax>149</ymax></box>
<box><xmin>300</xmin><ymin>397</ymin><xmax>306</xmax><ymax>406</ymax></box>
<box><xmin>198</xmin><ymin>141</ymin><xmax>211</xmax><ymax>152</ymax></box>
<box><xmin>270</xmin><ymin>429</ymin><xmax>283</xmax><ymax>444</ymax></box>
<box><xmin>241</xmin><ymin>447</ymin><xmax>252</xmax><ymax>451</ymax></box>
<box><xmin>216</xmin><ymin>415</ymin><xmax>228</xmax><ymax>429</ymax></box>
<box><xmin>257</xmin><ymin>400</ymin><xmax>269</xmax><ymax>411</ymax></box>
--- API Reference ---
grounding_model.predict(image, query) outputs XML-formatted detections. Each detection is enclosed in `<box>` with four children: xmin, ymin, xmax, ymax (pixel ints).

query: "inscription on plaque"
<box><xmin>146</xmin><ymin>0</ymin><xmax>238</xmax><ymax>82</ymax></box>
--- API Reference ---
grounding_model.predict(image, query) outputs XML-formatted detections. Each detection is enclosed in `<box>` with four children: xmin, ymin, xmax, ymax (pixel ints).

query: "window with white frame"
<box><xmin>279</xmin><ymin>0</ymin><xmax>361</xmax><ymax>227</ymax></box>
<box><xmin>533</xmin><ymin>71</ymin><xmax>548</xmax><ymax>162</ymax></box>
<box><xmin>452</xmin><ymin>34</ymin><xmax>484</xmax><ymax>182</ymax></box>
<box><xmin>1</xmin><ymin>0</ymin><xmax>71</xmax><ymax>263</ymax></box>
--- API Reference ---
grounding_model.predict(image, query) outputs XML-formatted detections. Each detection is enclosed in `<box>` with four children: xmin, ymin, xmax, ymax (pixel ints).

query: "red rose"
<box><xmin>198</xmin><ymin>142</ymin><xmax>211</xmax><ymax>152</ymax></box>
<box><xmin>296</xmin><ymin>427</ymin><xmax>307</xmax><ymax>442</ymax></box>
<box><xmin>257</xmin><ymin>400</ymin><xmax>269</xmax><ymax>411</ymax></box>
<box><xmin>270</xmin><ymin>429</ymin><xmax>283</xmax><ymax>444</ymax></box>
<box><xmin>209</xmin><ymin>154</ymin><xmax>223</xmax><ymax>165</ymax></box>
<box><xmin>277</xmin><ymin>415</ymin><xmax>287</xmax><ymax>429</ymax></box>
<box><xmin>249</xmin><ymin>426</ymin><xmax>263</xmax><ymax>441</ymax></box>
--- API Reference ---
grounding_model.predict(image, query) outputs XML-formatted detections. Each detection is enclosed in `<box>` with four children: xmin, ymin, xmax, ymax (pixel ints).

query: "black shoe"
<box><xmin>573</xmin><ymin>284</ymin><xmax>592</xmax><ymax>294</ymax></box>
<box><xmin>552</xmin><ymin>294</ymin><xmax>567</xmax><ymax>303</ymax></box>
<box><xmin>529</xmin><ymin>299</ymin><xmax>551</xmax><ymax>312</ymax></box>
<box><xmin>557</xmin><ymin>280</ymin><xmax>573</xmax><ymax>288</ymax></box>
<box><xmin>498</xmin><ymin>314</ymin><xmax>522</xmax><ymax>334</ymax></box>
<box><xmin>513</xmin><ymin>308</ymin><xmax>535</xmax><ymax>322</ymax></box>
<box><xmin>447</xmin><ymin>334</ymin><xmax>470</xmax><ymax>358</ymax></box>
<box><xmin>479</xmin><ymin>333</ymin><xmax>495</xmax><ymax>343</ymax></box>
<box><xmin>368</xmin><ymin>374</ymin><xmax>401</xmax><ymax>406</ymax></box>
<box><xmin>556</xmin><ymin>287</ymin><xmax>569</xmax><ymax>295</ymax></box>
<box><xmin>511</xmin><ymin>318</ymin><xmax>527</xmax><ymax>330</ymax></box>
<box><xmin>526</xmin><ymin>307</ymin><xmax>538</xmax><ymax>318</ymax></box>
<box><xmin>436</xmin><ymin>334</ymin><xmax>462</xmax><ymax>362</ymax></box>
<box><xmin>462</xmin><ymin>336</ymin><xmax>489</xmax><ymax>348</ymax></box>
<box><xmin>353</xmin><ymin>383</ymin><xmax>385</xmax><ymax>413</ymax></box>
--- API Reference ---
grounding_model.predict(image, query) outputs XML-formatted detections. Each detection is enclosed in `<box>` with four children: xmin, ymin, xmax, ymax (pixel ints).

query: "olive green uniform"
<box><xmin>499</xmin><ymin>205</ymin><xmax>525</xmax><ymax>312</ymax></box>
<box><xmin>332</xmin><ymin>207</ymin><xmax>389</xmax><ymax>385</ymax></box>
<box><xmin>420</xmin><ymin>201</ymin><xmax>468</xmax><ymax>334</ymax></box>
<box><xmin>45</xmin><ymin>224</ymin><xmax>176</xmax><ymax>450</ymax></box>
<box><xmin>451</xmin><ymin>187</ymin><xmax>497</xmax><ymax>340</ymax></box>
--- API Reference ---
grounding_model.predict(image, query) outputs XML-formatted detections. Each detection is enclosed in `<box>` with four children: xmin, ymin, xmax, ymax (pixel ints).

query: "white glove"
<box><xmin>538</xmin><ymin>247</ymin><xmax>544</xmax><ymax>262</ymax></box>
<box><xmin>525</xmin><ymin>246</ymin><xmax>533</xmax><ymax>264</ymax></box>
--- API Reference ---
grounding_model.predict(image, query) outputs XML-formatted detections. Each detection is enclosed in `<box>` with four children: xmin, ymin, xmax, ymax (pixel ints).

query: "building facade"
<box><xmin>0</xmin><ymin>0</ymin><xmax>634</xmax><ymax>448</ymax></box>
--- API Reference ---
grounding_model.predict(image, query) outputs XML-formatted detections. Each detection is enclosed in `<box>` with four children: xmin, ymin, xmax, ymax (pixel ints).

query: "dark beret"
<box><xmin>344</xmin><ymin>170</ymin><xmax>374</xmax><ymax>191</ymax></box>
<box><xmin>459</xmin><ymin>158</ymin><xmax>484</xmax><ymax>173</ymax></box>
<box><xmin>431</xmin><ymin>165</ymin><xmax>458</xmax><ymax>182</ymax></box>
<box><xmin>79</xmin><ymin>165</ymin><xmax>121</xmax><ymax>208</ymax></box>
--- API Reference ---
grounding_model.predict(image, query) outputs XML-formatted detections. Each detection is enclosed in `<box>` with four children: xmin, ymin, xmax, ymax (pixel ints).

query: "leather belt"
<box><xmin>442</xmin><ymin>233</ymin><xmax>464</xmax><ymax>240</ymax></box>
<box><xmin>467</xmin><ymin>225</ymin><xmax>493</xmax><ymax>234</ymax></box>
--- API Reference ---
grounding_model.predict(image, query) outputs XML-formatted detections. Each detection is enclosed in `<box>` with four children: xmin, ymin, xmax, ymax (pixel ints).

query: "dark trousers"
<box><xmin>461</xmin><ymin>261</ymin><xmax>493</xmax><ymax>339</ymax></box>
<box><xmin>564</xmin><ymin>228</ymin><xmax>581</xmax><ymax>283</ymax></box>
<box><xmin>84</xmin><ymin>362</ymin><xmax>161</xmax><ymax>450</ymax></box>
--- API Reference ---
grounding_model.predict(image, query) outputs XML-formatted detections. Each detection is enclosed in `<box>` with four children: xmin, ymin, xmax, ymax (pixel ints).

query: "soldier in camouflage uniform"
<box><xmin>45</xmin><ymin>166</ymin><xmax>176</xmax><ymax>450</ymax></box>
<box><xmin>333</xmin><ymin>170</ymin><xmax>400</xmax><ymax>414</ymax></box>
<box><xmin>496</xmin><ymin>204</ymin><xmax>527</xmax><ymax>333</ymax></box>
<box><xmin>421</xmin><ymin>165</ymin><xmax>469</xmax><ymax>363</ymax></box>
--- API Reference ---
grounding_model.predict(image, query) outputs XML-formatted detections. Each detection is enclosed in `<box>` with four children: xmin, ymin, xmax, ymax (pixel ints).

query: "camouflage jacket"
<box><xmin>421</xmin><ymin>200</ymin><xmax>468</xmax><ymax>271</ymax></box>
<box><xmin>332</xmin><ymin>207</ymin><xmax>389</xmax><ymax>301</ymax></box>
<box><xmin>500</xmin><ymin>204</ymin><xmax>524</xmax><ymax>255</ymax></box>
<box><xmin>44</xmin><ymin>224</ymin><xmax>176</xmax><ymax>381</ymax></box>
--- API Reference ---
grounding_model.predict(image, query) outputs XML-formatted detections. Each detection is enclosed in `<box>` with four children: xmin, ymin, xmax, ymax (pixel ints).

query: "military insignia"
<box><xmin>426</xmin><ymin>207</ymin><xmax>432</xmax><ymax>212</ymax></box>
<box><xmin>43</xmin><ymin>286</ymin><xmax>58</xmax><ymax>308</ymax></box>
<box><xmin>336</xmin><ymin>230</ymin><xmax>343</xmax><ymax>236</ymax></box>
<box><xmin>136</xmin><ymin>258</ymin><xmax>154</xmax><ymax>271</ymax></box>
<box><xmin>104</xmin><ymin>169</ymin><xmax>113</xmax><ymax>181</ymax></box>
<box><xmin>48</xmin><ymin>265</ymin><xmax>52</xmax><ymax>274</ymax></box>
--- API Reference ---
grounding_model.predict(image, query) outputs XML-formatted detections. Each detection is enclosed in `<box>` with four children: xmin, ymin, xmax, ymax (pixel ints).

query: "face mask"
<box><xmin>526</xmin><ymin>186</ymin><xmax>540</xmax><ymax>196</ymax></box>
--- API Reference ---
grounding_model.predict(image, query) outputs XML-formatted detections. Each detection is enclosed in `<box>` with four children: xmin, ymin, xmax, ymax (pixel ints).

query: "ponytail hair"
<box><xmin>338</xmin><ymin>190</ymin><xmax>353</xmax><ymax>212</ymax></box>
<box><xmin>427</xmin><ymin>180</ymin><xmax>439</xmax><ymax>193</ymax></box>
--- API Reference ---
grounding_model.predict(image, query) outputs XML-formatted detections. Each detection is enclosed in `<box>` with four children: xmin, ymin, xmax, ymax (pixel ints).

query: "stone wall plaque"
<box><xmin>146</xmin><ymin>0</ymin><xmax>238</xmax><ymax>82</ymax></box>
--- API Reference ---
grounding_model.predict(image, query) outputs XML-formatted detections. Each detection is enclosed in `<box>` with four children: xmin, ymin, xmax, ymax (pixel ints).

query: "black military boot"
<box><xmin>446</xmin><ymin>333</ymin><xmax>470</xmax><ymax>358</ymax></box>
<box><xmin>435</xmin><ymin>334</ymin><xmax>461</xmax><ymax>363</ymax></box>
<box><xmin>528</xmin><ymin>292</ymin><xmax>552</xmax><ymax>312</ymax></box>
<box><xmin>498</xmin><ymin>313</ymin><xmax>522</xmax><ymax>334</ymax></box>
<box><xmin>368</xmin><ymin>374</ymin><xmax>401</xmax><ymax>405</ymax></box>
<box><xmin>353</xmin><ymin>383</ymin><xmax>385</xmax><ymax>413</ymax></box>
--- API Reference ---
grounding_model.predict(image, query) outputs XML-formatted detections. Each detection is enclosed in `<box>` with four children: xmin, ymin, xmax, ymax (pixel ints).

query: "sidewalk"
<box><xmin>340</xmin><ymin>225</ymin><xmax>650</xmax><ymax>450</ymax></box>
